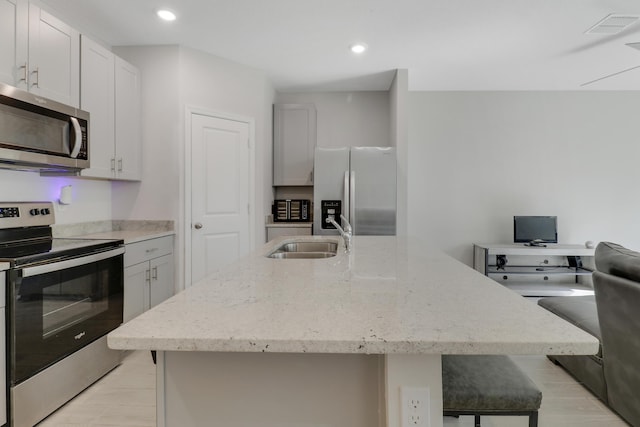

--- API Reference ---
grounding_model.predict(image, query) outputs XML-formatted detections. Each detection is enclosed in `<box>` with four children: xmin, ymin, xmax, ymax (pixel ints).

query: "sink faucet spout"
<box><xmin>328</xmin><ymin>217</ymin><xmax>352</xmax><ymax>253</ymax></box>
<box><xmin>340</xmin><ymin>214</ymin><xmax>352</xmax><ymax>234</ymax></box>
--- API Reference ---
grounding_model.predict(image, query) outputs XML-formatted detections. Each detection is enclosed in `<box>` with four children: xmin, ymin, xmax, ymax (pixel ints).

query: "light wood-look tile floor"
<box><xmin>36</xmin><ymin>351</ymin><xmax>628</xmax><ymax>427</ymax></box>
<box><xmin>37</xmin><ymin>350</ymin><xmax>156</xmax><ymax>427</ymax></box>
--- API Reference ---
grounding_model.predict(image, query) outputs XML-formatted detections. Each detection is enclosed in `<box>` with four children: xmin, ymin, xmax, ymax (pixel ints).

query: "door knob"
<box><xmin>194</xmin><ymin>223</ymin><xmax>203</xmax><ymax>229</ymax></box>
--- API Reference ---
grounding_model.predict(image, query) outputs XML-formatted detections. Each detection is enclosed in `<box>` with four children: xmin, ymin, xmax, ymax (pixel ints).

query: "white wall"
<box><xmin>178</xmin><ymin>46</ymin><xmax>275</xmax><ymax>248</ymax></box>
<box><xmin>408</xmin><ymin>91</ymin><xmax>640</xmax><ymax>265</ymax></box>
<box><xmin>275</xmin><ymin>92</ymin><xmax>390</xmax><ymax>147</ymax></box>
<box><xmin>111</xmin><ymin>46</ymin><xmax>181</xmax><ymax>222</ymax></box>
<box><xmin>112</xmin><ymin>45</ymin><xmax>275</xmax><ymax>290</ymax></box>
<box><xmin>0</xmin><ymin>170</ymin><xmax>112</xmax><ymax>224</ymax></box>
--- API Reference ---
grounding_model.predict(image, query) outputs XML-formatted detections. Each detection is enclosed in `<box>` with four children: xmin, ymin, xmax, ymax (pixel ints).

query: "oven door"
<box><xmin>8</xmin><ymin>247</ymin><xmax>124</xmax><ymax>385</ymax></box>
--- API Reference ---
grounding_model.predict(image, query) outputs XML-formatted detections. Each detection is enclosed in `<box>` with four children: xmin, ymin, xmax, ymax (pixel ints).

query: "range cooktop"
<box><xmin>0</xmin><ymin>201</ymin><xmax>123</xmax><ymax>267</ymax></box>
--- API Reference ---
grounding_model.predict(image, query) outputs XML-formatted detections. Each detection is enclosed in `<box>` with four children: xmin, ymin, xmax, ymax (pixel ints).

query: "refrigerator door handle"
<box><xmin>350</xmin><ymin>171</ymin><xmax>355</xmax><ymax>229</ymax></box>
<box><xmin>343</xmin><ymin>171</ymin><xmax>350</xmax><ymax>225</ymax></box>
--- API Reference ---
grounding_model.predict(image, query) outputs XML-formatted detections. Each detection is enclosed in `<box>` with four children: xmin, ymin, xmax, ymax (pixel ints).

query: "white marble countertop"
<box><xmin>53</xmin><ymin>220</ymin><xmax>174</xmax><ymax>244</ymax></box>
<box><xmin>108</xmin><ymin>236</ymin><xmax>599</xmax><ymax>356</ymax></box>
<box><xmin>77</xmin><ymin>229</ymin><xmax>174</xmax><ymax>244</ymax></box>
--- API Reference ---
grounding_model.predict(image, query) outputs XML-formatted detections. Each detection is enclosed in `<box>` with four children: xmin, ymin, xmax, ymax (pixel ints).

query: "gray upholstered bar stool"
<box><xmin>442</xmin><ymin>355</ymin><xmax>542</xmax><ymax>427</ymax></box>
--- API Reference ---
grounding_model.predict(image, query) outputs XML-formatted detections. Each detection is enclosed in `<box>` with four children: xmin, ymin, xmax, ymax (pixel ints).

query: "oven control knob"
<box><xmin>41</xmin><ymin>208</ymin><xmax>50</xmax><ymax>215</ymax></box>
<box><xmin>29</xmin><ymin>208</ymin><xmax>40</xmax><ymax>216</ymax></box>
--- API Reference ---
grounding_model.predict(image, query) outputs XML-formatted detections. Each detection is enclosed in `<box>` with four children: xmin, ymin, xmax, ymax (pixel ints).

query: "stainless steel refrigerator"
<box><xmin>313</xmin><ymin>146</ymin><xmax>396</xmax><ymax>236</ymax></box>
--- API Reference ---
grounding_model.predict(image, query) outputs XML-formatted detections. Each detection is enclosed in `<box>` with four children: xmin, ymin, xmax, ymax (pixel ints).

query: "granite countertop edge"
<box><xmin>53</xmin><ymin>220</ymin><xmax>175</xmax><ymax>244</ymax></box>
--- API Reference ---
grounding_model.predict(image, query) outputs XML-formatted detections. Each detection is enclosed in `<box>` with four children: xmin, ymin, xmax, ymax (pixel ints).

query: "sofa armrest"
<box><xmin>594</xmin><ymin>270</ymin><xmax>640</xmax><ymax>426</ymax></box>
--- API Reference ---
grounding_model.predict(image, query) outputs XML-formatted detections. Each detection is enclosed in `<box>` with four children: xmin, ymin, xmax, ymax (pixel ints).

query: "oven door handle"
<box><xmin>21</xmin><ymin>247</ymin><xmax>125</xmax><ymax>278</ymax></box>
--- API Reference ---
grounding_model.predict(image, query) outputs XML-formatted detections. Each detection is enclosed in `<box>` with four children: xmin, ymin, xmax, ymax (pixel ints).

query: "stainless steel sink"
<box><xmin>266</xmin><ymin>240</ymin><xmax>338</xmax><ymax>259</ymax></box>
<box><xmin>277</xmin><ymin>242</ymin><xmax>338</xmax><ymax>253</ymax></box>
<box><xmin>268</xmin><ymin>251</ymin><xmax>336</xmax><ymax>259</ymax></box>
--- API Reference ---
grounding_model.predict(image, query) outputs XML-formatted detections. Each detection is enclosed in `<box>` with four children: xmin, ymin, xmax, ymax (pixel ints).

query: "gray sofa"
<box><xmin>538</xmin><ymin>241</ymin><xmax>640</xmax><ymax>426</ymax></box>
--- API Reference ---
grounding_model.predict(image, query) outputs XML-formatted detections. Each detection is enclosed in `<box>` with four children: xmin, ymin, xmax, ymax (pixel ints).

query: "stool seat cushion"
<box><xmin>443</xmin><ymin>355</ymin><xmax>542</xmax><ymax>412</ymax></box>
<box><xmin>537</xmin><ymin>296</ymin><xmax>601</xmax><ymax>343</ymax></box>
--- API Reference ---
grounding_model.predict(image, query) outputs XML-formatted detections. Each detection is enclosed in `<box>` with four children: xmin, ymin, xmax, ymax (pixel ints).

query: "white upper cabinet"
<box><xmin>80</xmin><ymin>35</ymin><xmax>141</xmax><ymax>181</ymax></box>
<box><xmin>0</xmin><ymin>0</ymin><xmax>28</xmax><ymax>88</ymax></box>
<box><xmin>273</xmin><ymin>103</ymin><xmax>317</xmax><ymax>186</ymax></box>
<box><xmin>0</xmin><ymin>1</ymin><xmax>80</xmax><ymax>107</ymax></box>
<box><xmin>114</xmin><ymin>56</ymin><xmax>142</xmax><ymax>181</ymax></box>
<box><xmin>79</xmin><ymin>36</ymin><xmax>115</xmax><ymax>179</ymax></box>
<box><xmin>28</xmin><ymin>4</ymin><xmax>80</xmax><ymax>107</ymax></box>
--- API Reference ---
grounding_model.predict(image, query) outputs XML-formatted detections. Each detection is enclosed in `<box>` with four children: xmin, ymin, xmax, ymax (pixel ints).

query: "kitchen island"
<box><xmin>108</xmin><ymin>236</ymin><xmax>599</xmax><ymax>427</ymax></box>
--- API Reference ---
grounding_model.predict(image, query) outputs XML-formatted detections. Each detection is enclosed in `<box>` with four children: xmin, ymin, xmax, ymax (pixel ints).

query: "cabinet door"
<box><xmin>273</xmin><ymin>103</ymin><xmax>317</xmax><ymax>186</ymax></box>
<box><xmin>123</xmin><ymin>262</ymin><xmax>149</xmax><ymax>323</ymax></box>
<box><xmin>0</xmin><ymin>0</ymin><xmax>27</xmax><ymax>89</ymax></box>
<box><xmin>149</xmin><ymin>254</ymin><xmax>174</xmax><ymax>308</ymax></box>
<box><xmin>114</xmin><ymin>56</ymin><xmax>142</xmax><ymax>180</ymax></box>
<box><xmin>79</xmin><ymin>35</ymin><xmax>115</xmax><ymax>179</ymax></box>
<box><xmin>28</xmin><ymin>4</ymin><xmax>80</xmax><ymax>107</ymax></box>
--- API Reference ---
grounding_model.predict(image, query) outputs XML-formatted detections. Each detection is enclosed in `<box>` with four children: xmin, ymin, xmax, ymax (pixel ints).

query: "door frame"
<box><xmin>183</xmin><ymin>106</ymin><xmax>256</xmax><ymax>288</ymax></box>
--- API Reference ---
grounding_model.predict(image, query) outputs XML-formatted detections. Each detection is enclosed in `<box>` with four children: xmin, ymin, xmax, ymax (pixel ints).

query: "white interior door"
<box><xmin>191</xmin><ymin>114</ymin><xmax>250</xmax><ymax>284</ymax></box>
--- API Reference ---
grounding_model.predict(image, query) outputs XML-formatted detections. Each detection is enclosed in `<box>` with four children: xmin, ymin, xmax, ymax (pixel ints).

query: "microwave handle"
<box><xmin>69</xmin><ymin>117</ymin><xmax>82</xmax><ymax>158</ymax></box>
<box><xmin>21</xmin><ymin>247</ymin><xmax>125</xmax><ymax>278</ymax></box>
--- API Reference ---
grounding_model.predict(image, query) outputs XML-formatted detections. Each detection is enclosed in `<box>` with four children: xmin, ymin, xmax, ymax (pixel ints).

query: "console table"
<box><xmin>473</xmin><ymin>243</ymin><xmax>596</xmax><ymax>297</ymax></box>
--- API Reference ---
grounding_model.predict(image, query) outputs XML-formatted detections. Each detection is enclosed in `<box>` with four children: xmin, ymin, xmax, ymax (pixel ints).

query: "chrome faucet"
<box><xmin>328</xmin><ymin>214</ymin><xmax>353</xmax><ymax>253</ymax></box>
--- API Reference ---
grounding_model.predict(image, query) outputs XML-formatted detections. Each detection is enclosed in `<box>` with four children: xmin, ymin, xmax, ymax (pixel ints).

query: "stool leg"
<box><xmin>529</xmin><ymin>411</ymin><xmax>538</xmax><ymax>427</ymax></box>
<box><xmin>475</xmin><ymin>415</ymin><xmax>481</xmax><ymax>427</ymax></box>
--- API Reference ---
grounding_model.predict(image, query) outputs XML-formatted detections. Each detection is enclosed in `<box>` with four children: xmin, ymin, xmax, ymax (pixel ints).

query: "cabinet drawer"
<box><xmin>125</xmin><ymin>236</ymin><xmax>174</xmax><ymax>267</ymax></box>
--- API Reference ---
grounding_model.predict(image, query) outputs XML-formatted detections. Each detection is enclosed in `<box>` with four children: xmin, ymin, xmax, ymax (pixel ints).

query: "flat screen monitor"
<box><xmin>514</xmin><ymin>216</ymin><xmax>557</xmax><ymax>243</ymax></box>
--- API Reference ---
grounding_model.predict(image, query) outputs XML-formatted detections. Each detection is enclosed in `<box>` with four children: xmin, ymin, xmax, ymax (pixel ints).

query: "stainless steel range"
<box><xmin>0</xmin><ymin>202</ymin><xmax>124</xmax><ymax>427</ymax></box>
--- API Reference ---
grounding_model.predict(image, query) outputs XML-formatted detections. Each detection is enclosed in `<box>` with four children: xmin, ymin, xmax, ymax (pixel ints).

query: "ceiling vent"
<box><xmin>585</xmin><ymin>14</ymin><xmax>640</xmax><ymax>34</ymax></box>
<box><xmin>627</xmin><ymin>42</ymin><xmax>640</xmax><ymax>51</ymax></box>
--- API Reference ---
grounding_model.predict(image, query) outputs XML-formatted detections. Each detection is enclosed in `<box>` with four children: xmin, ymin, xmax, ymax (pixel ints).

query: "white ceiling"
<box><xmin>40</xmin><ymin>0</ymin><xmax>640</xmax><ymax>92</ymax></box>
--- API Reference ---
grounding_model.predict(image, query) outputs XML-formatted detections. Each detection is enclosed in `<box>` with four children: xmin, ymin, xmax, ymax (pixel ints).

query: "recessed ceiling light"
<box><xmin>350</xmin><ymin>43</ymin><xmax>368</xmax><ymax>54</ymax></box>
<box><xmin>157</xmin><ymin>9</ymin><xmax>177</xmax><ymax>21</ymax></box>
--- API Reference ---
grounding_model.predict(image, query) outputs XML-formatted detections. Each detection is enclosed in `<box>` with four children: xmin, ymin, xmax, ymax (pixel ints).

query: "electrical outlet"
<box><xmin>400</xmin><ymin>386</ymin><xmax>430</xmax><ymax>427</ymax></box>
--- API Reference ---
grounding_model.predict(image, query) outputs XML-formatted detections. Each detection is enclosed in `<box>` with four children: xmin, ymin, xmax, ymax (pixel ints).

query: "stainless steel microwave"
<box><xmin>0</xmin><ymin>82</ymin><xmax>89</xmax><ymax>173</ymax></box>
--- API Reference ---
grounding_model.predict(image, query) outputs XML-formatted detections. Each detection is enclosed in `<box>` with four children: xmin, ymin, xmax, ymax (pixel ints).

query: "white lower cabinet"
<box><xmin>123</xmin><ymin>236</ymin><xmax>175</xmax><ymax>323</ymax></box>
